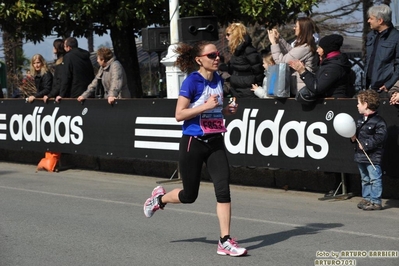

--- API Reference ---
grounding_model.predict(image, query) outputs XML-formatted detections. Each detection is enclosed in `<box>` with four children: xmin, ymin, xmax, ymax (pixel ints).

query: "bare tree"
<box><xmin>87</xmin><ymin>32</ymin><xmax>94</xmax><ymax>53</ymax></box>
<box><xmin>311</xmin><ymin>0</ymin><xmax>363</xmax><ymax>36</ymax></box>
<box><xmin>2</xmin><ymin>31</ymin><xmax>18</xmax><ymax>94</ymax></box>
<box><xmin>2</xmin><ymin>29</ymin><xmax>30</xmax><ymax>97</ymax></box>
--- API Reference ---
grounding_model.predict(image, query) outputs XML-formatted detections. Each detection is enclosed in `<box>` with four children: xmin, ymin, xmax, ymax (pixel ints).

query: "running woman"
<box><xmin>143</xmin><ymin>41</ymin><xmax>247</xmax><ymax>257</ymax></box>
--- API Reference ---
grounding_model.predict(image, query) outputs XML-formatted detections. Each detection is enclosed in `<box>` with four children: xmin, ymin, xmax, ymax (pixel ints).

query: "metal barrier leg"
<box><xmin>156</xmin><ymin>167</ymin><xmax>182</xmax><ymax>184</ymax></box>
<box><xmin>318</xmin><ymin>173</ymin><xmax>354</xmax><ymax>201</ymax></box>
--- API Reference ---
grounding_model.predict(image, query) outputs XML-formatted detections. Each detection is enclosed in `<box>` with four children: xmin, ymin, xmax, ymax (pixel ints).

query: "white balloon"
<box><xmin>333</xmin><ymin>113</ymin><xmax>356</xmax><ymax>138</ymax></box>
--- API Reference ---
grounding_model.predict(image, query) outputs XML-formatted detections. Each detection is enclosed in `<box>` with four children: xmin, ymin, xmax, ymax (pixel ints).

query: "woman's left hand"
<box><xmin>108</xmin><ymin>96</ymin><xmax>116</xmax><ymax>105</ymax></box>
<box><xmin>27</xmin><ymin>96</ymin><xmax>35</xmax><ymax>103</ymax></box>
<box><xmin>268</xmin><ymin>29</ymin><xmax>278</xmax><ymax>45</ymax></box>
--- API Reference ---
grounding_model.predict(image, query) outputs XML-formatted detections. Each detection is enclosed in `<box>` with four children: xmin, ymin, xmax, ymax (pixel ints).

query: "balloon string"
<box><xmin>355</xmin><ymin>138</ymin><xmax>376</xmax><ymax>170</ymax></box>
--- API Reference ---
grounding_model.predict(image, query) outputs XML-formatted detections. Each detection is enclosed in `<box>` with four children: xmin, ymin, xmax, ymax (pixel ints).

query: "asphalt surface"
<box><xmin>0</xmin><ymin>162</ymin><xmax>398</xmax><ymax>266</ymax></box>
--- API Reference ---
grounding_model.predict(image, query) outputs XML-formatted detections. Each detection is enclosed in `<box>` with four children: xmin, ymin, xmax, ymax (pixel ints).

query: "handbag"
<box><xmin>266</xmin><ymin>63</ymin><xmax>290</xmax><ymax>98</ymax></box>
<box><xmin>95</xmin><ymin>78</ymin><xmax>104</xmax><ymax>99</ymax></box>
<box><xmin>295</xmin><ymin>86</ymin><xmax>317</xmax><ymax>104</ymax></box>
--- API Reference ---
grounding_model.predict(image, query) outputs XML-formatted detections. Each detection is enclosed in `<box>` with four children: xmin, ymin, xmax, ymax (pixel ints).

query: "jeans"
<box><xmin>357</xmin><ymin>163</ymin><xmax>382</xmax><ymax>205</ymax></box>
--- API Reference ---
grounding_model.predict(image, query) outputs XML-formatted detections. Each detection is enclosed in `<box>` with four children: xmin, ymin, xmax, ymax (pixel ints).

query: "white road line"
<box><xmin>1</xmin><ymin>185</ymin><xmax>398</xmax><ymax>241</ymax></box>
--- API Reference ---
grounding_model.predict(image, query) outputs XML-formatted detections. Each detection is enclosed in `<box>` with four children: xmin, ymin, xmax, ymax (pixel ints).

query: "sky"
<box><xmin>23</xmin><ymin>33</ymin><xmax>112</xmax><ymax>62</ymax></box>
<box><xmin>0</xmin><ymin>33</ymin><xmax>112</xmax><ymax>62</ymax></box>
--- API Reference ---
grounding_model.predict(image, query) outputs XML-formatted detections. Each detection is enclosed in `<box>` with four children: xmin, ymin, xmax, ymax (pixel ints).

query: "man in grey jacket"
<box><xmin>364</xmin><ymin>4</ymin><xmax>399</xmax><ymax>97</ymax></box>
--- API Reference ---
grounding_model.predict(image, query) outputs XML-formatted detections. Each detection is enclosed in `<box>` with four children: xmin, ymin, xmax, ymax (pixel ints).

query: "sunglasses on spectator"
<box><xmin>226</xmin><ymin>33</ymin><xmax>231</xmax><ymax>37</ymax></box>
<box><xmin>198</xmin><ymin>51</ymin><xmax>220</xmax><ymax>59</ymax></box>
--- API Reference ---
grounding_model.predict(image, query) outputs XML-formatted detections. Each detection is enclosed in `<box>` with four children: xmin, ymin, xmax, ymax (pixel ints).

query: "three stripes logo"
<box><xmin>0</xmin><ymin>113</ymin><xmax>6</xmax><ymax>140</ymax></box>
<box><xmin>134</xmin><ymin>117</ymin><xmax>183</xmax><ymax>151</ymax></box>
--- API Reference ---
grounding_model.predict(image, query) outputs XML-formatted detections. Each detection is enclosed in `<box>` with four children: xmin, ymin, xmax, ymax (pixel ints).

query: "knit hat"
<box><xmin>318</xmin><ymin>34</ymin><xmax>344</xmax><ymax>55</ymax></box>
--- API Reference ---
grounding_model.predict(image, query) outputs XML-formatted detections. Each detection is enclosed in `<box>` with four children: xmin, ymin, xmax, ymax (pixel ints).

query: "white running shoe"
<box><xmin>217</xmin><ymin>238</ymin><xmax>247</xmax><ymax>256</ymax></box>
<box><xmin>143</xmin><ymin>186</ymin><xmax>166</xmax><ymax>218</ymax></box>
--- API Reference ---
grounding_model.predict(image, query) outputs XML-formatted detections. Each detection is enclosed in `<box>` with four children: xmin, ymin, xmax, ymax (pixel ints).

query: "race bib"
<box><xmin>200</xmin><ymin>113</ymin><xmax>227</xmax><ymax>134</ymax></box>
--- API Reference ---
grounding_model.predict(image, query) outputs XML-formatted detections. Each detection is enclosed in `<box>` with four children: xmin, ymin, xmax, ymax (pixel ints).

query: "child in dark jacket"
<box><xmin>351</xmin><ymin>89</ymin><xmax>387</xmax><ymax>210</ymax></box>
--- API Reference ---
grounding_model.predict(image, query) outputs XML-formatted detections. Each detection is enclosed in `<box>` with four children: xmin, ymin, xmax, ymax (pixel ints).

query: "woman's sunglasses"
<box><xmin>198</xmin><ymin>51</ymin><xmax>220</xmax><ymax>59</ymax></box>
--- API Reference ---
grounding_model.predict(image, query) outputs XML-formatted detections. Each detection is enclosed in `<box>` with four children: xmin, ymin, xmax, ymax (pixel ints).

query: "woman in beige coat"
<box><xmin>268</xmin><ymin>17</ymin><xmax>318</xmax><ymax>96</ymax></box>
<box><xmin>77</xmin><ymin>47</ymin><xmax>130</xmax><ymax>104</ymax></box>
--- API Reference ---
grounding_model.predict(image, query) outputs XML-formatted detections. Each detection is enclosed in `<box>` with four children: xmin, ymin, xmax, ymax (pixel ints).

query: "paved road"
<box><xmin>0</xmin><ymin>162</ymin><xmax>398</xmax><ymax>266</ymax></box>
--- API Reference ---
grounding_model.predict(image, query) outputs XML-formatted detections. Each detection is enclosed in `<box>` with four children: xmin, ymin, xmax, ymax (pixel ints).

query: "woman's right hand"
<box><xmin>288</xmin><ymin>60</ymin><xmax>305</xmax><ymax>74</ymax></box>
<box><xmin>389</xmin><ymin>92</ymin><xmax>399</xmax><ymax>105</ymax></box>
<box><xmin>77</xmin><ymin>96</ymin><xmax>85</xmax><ymax>102</ymax></box>
<box><xmin>204</xmin><ymin>94</ymin><xmax>220</xmax><ymax>110</ymax></box>
<box><xmin>268</xmin><ymin>29</ymin><xmax>279</xmax><ymax>44</ymax></box>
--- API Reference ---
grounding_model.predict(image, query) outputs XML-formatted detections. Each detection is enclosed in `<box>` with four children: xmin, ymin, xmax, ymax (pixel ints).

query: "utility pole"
<box><xmin>160</xmin><ymin>0</ymin><xmax>185</xmax><ymax>99</ymax></box>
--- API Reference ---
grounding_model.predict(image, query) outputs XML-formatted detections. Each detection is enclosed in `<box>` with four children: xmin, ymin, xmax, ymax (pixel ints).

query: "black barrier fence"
<box><xmin>1</xmin><ymin>98</ymin><xmax>398</xmax><ymax>177</ymax></box>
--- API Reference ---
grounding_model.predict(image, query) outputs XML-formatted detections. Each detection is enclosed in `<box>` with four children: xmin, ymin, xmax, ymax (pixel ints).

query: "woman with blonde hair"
<box><xmin>225</xmin><ymin>22</ymin><xmax>264</xmax><ymax>98</ymax></box>
<box><xmin>27</xmin><ymin>54</ymin><xmax>53</xmax><ymax>103</ymax></box>
<box><xmin>268</xmin><ymin>17</ymin><xmax>318</xmax><ymax>96</ymax></box>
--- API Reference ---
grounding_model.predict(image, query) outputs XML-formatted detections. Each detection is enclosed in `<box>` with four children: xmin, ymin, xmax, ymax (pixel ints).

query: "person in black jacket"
<box><xmin>350</xmin><ymin>89</ymin><xmax>387</xmax><ymax>211</ymax></box>
<box><xmin>225</xmin><ymin>22</ymin><xmax>264</xmax><ymax>98</ymax></box>
<box><xmin>43</xmin><ymin>39</ymin><xmax>66</xmax><ymax>103</ymax></box>
<box><xmin>364</xmin><ymin>4</ymin><xmax>399</xmax><ymax>97</ymax></box>
<box><xmin>289</xmin><ymin>34</ymin><xmax>354</xmax><ymax>98</ymax></box>
<box><xmin>55</xmin><ymin>37</ymin><xmax>94</xmax><ymax>102</ymax></box>
<box><xmin>26</xmin><ymin>54</ymin><xmax>53</xmax><ymax>103</ymax></box>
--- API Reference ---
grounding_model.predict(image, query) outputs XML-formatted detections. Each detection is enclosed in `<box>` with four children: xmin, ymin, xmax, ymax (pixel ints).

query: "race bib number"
<box><xmin>200</xmin><ymin>113</ymin><xmax>227</xmax><ymax>134</ymax></box>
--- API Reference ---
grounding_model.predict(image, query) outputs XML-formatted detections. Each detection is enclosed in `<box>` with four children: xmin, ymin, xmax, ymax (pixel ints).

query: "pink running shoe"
<box><xmin>151</xmin><ymin>185</ymin><xmax>166</xmax><ymax>197</ymax></box>
<box><xmin>217</xmin><ymin>238</ymin><xmax>247</xmax><ymax>256</ymax></box>
<box><xmin>143</xmin><ymin>186</ymin><xmax>166</xmax><ymax>218</ymax></box>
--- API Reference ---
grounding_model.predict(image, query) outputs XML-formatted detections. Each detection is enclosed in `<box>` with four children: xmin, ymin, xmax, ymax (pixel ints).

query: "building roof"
<box><xmin>341</xmin><ymin>36</ymin><xmax>362</xmax><ymax>53</ymax></box>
